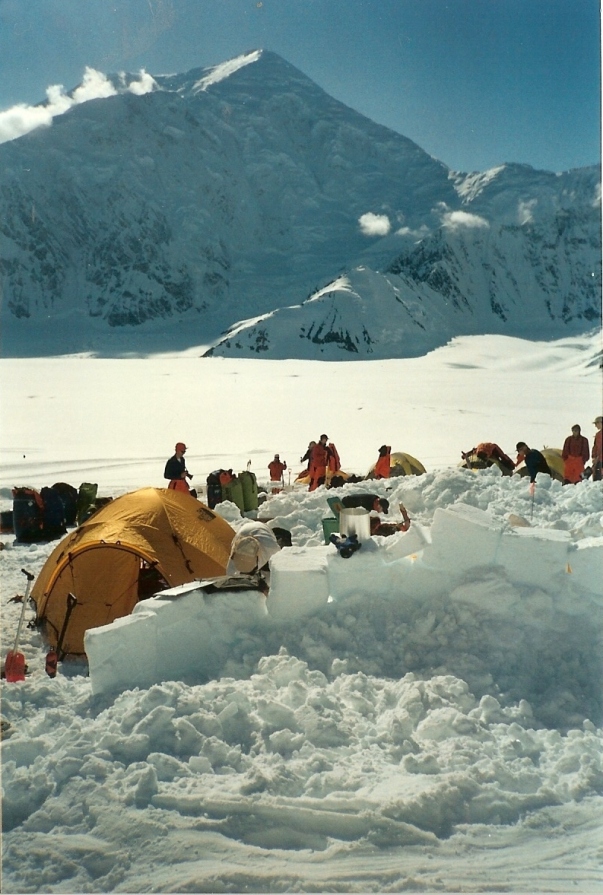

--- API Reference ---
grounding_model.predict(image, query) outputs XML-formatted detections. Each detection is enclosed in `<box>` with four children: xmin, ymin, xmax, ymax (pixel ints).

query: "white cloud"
<box><xmin>0</xmin><ymin>68</ymin><xmax>157</xmax><ymax>146</ymax></box>
<box><xmin>359</xmin><ymin>213</ymin><xmax>391</xmax><ymax>237</ymax></box>
<box><xmin>441</xmin><ymin>210</ymin><xmax>490</xmax><ymax>231</ymax></box>
<box><xmin>127</xmin><ymin>70</ymin><xmax>157</xmax><ymax>96</ymax></box>
<box><xmin>71</xmin><ymin>67</ymin><xmax>118</xmax><ymax>104</ymax></box>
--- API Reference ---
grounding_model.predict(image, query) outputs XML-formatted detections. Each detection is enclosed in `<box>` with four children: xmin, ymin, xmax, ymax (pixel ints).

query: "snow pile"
<box><xmin>83</xmin><ymin>472</ymin><xmax>602</xmax><ymax>735</ymax></box>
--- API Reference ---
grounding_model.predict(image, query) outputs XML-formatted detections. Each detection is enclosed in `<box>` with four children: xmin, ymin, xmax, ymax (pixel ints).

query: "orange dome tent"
<box><xmin>31</xmin><ymin>488</ymin><xmax>235</xmax><ymax>657</ymax></box>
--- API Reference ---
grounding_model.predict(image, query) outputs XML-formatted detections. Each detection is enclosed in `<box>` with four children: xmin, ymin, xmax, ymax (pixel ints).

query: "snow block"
<box><xmin>87</xmin><ymin>585</ymin><xmax>268</xmax><ymax>695</ymax></box>
<box><xmin>420</xmin><ymin>504</ymin><xmax>503</xmax><ymax>574</ymax></box>
<box><xmin>326</xmin><ymin>539</ymin><xmax>390</xmax><ymax>602</ymax></box>
<box><xmin>496</xmin><ymin>527</ymin><xmax>570</xmax><ymax>590</ymax></box>
<box><xmin>86</xmin><ymin>610</ymin><xmax>158</xmax><ymax>696</ymax></box>
<box><xmin>566</xmin><ymin>537</ymin><xmax>603</xmax><ymax>600</ymax></box>
<box><xmin>268</xmin><ymin>546</ymin><xmax>330</xmax><ymax>620</ymax></box>
<box><xmin>381</xmin><ymin>523</ymin><xmax>430</xmax><ymax>561</ymax></box>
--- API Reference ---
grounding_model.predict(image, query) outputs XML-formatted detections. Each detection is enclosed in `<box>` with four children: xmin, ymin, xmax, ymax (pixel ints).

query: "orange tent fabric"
<box><xmin>31</xmin><ymin>488</ymin><xmax>235</xmax><ymax>656</ymax></box>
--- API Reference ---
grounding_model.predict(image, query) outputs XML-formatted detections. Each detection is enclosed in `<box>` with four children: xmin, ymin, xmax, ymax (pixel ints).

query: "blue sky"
<box><xmin>0</xmin><ymin>0</ymin><xmax>599</xmax><ymax>173</ymax></box>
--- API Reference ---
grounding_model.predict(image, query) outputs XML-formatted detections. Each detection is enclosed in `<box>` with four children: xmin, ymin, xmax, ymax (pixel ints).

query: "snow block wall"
<box><xmin>86</xmin><ymin>503</ymin><xmax>602</xmax><ymax>697</ymax></box>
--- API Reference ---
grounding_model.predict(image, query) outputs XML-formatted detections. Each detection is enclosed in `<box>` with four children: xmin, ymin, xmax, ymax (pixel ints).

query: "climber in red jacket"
<box><xmin>562</xmin><ymin>424</ymin><xmax>589</xmax><ymax>484</ymax></box>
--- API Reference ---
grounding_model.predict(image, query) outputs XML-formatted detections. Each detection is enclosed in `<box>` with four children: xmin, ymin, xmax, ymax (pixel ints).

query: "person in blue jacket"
<box><xmin>514</xmin><ymin>442</ymin><xmax>551</xmax><ymax>483</ymax></box>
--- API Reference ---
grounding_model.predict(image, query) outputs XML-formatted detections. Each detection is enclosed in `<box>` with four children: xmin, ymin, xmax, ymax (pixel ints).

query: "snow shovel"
<box><xmin>4</xmin><ymin>568</ymin><xmax>35</xmax><ymax>682</ymax></box>
<box><xmin>45</xmin><ymin>593</ymin><xmax>77</xmax><ymax>678</ymax></box>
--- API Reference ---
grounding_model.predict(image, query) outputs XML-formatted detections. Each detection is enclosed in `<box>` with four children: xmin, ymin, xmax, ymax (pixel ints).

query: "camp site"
<box><xmin>1</xmin><ymin>333</ymin><xmax>602</xmax><ymax>893</ymax></box>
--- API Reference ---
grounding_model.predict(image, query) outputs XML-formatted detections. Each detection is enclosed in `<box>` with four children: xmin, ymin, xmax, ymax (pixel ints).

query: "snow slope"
<box><xmin>1</xmin><ymin>333</ymin><xmax>602</xmax><ymax>893</ymax></box>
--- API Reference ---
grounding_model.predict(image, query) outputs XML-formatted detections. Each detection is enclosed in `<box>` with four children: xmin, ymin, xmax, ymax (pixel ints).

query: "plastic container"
<box><xmin>339</xmin><ymin>507</ymin><xmax>371</xmax><ymax>539</ymax></box>
<box><xmin>322</xmin><ymin>517</ymin><xmax>340</xmax><ymax>544</ymax></box>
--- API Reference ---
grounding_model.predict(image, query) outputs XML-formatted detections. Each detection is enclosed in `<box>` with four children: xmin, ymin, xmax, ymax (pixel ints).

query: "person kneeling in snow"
<box><xmin>371</xmin><ymin>504</ymin><xmax>411</xmax><ymax>537</ymax></box>
<box><xmin>226</xmin><ymin>521</ymin><xmax>281</xmax><ymax>592</ymax></box>
<box><xmin>341</xmin><ymin>494</ymin><xmax>409</xmax><ymax>536</ymax></box>
<box><xmin>514</xmin><ymin>443</ymin><xmax>551</xmax><ymax>484</ymax></box>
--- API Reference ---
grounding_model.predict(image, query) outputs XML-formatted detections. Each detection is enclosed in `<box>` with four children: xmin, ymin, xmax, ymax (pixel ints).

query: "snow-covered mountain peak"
<box><xmin>0</xmin><ymin>51</ymin><xmax>599</xmax><ymax>358</ymax></box>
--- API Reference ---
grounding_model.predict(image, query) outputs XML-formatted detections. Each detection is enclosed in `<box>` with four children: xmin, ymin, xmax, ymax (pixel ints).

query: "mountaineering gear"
<box><xmin>329</xmin><ymin>532</ymin><xmax>362</xmax><ymax>559</ymax></box>
<box><xmin>206</xmin><ymin>471</ymin><xmax>223</xmax><ymax>509</ymax></box>
<box><xmin>239</xmin><ymin>469</ymin><xmax>259</xmax><ymax>511</ymax></box>
<box><xmin>4</xmin><ymin>569</ymin><xmax>35</xmax><ymax>683</ymax></box>
<box><xmin>76</xmin><ymin>482</ymin><xmax>98</xmax><ymax>525</ymax></box>
<box><xmin>226</xmin><ymin>521</ymin><xmax>281</xmax><ymax>575</ymax></box>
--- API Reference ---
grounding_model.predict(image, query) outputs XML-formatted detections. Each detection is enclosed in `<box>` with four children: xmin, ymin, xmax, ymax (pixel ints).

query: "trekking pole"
<box><xmin>4</xmin><ymin>569</ymin><xmax>35</xmax><ymax>683</ymax></box>
<box><xmin>529</xmin><ymin>481</ymin><xmax>535</xmax><ymax>520</ymax></box>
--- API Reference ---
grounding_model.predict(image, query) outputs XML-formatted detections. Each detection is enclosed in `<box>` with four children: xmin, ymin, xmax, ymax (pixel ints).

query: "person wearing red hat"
<box><xmin>164</xmin><ymin>442</ymin><xmax>193</xmax><ymax>493</ymax></box>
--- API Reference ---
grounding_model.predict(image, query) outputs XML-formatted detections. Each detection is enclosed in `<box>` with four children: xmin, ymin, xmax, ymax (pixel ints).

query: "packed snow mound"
<box><xmin>84</xmin><ymin>479</ymin><xmax>603</xmax><ymax>732</ymax></box>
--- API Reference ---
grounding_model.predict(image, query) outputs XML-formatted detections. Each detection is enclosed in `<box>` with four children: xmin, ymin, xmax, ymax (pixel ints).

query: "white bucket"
<box><xmin>338</xmin><ymin>507</ymin><xmax>371</xmax><ymax>539</ymax></box>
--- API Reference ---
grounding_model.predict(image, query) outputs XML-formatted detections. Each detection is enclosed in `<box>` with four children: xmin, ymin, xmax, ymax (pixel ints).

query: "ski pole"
<box><xmin>529</xmin><ymin>481</ymin><xmax>535</xmax><ymax>519</ymax></box>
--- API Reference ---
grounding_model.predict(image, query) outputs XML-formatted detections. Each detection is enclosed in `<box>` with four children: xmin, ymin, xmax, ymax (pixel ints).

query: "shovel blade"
<box><xmin>4</xmin><ymin>650</ymin><xmax>26</xmax><ymax>682</ymax></box>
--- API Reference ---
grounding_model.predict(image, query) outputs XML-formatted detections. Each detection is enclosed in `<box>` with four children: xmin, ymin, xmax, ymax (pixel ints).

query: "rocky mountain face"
<box><xmin>0</xmin><ymin>49</ymin><xmax>600</xmax><ymax>357</ymax></box>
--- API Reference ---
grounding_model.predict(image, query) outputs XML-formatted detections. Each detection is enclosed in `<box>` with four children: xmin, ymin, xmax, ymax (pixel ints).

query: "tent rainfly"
<box><xmin>31</xmin><ymin>488</ymin><xmax>235</xmax><ymax>656</ymax></box>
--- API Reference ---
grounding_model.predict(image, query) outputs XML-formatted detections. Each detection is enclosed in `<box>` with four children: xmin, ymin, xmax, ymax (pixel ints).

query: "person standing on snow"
<box><xmin>591</xmin><ymin>416</ymin><xmax>602</xmax><ymax>481</ymax></box>
<box><xmin>514</xmin><ymin>443</ymin><xmax>550</xmax><ymax>484</ymax></box>
<box><xmin>268</xmin><ymin>454</ymin><xmax>287</xmax><ymax>493</ymax></box>
<box><xmin>561</xmin><ymin>424</ymin><xmax>590</xmax><ymax>484</ymax></box>
<box><xmin>164</xmin><ymin>442</ymin><xmax>193</xmax><ymax>493</ymax></box>
<box><xmin>374</xmin><ymin>445</ymin><xmax>392</xmax><ymax>479</ymax></box>
<box><xmin>308</xmin><ymin>434</ymin><xmax>333</xmax><ymax>491</ymax></box>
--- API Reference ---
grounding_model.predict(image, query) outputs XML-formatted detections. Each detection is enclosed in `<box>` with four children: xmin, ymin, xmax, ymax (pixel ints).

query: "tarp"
<box><xmin>31</xmin><ymin>487</ymin><xmax>235</xmax><ymax>656</ymax></box>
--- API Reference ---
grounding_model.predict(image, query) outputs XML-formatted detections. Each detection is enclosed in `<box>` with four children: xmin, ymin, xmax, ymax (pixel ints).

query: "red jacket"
<box><xmin>268</xmin><ymin>460</ymin><xmax>287</xmax><ymax>480</ymax></box>
<box><xmin>374</xmin><ymin>449</ymin><xmax>391</xmax><ymax>478</ymax></box>
<box><xmin>593</xmin><ymin>430</ymin><xmax>602</xmax><ymax>463</ymax></box>
<box><xmin>310</xmin><ymin>442</ymin><xmax>330</xmax><ymax>469</ymax></box>
<box><xmin>562</xmin><ymin>435</ymin><xmax>589</xmax><ymax>463</ymax></box>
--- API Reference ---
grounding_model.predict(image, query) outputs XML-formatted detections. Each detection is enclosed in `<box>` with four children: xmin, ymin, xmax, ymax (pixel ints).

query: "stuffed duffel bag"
<box><xmin>221</xmin><ymin>476</ymin><xmax>245</xmax><ymax>511</ymax></box>
<box><xmin>12</xmin><ymin>487</ymin><xmax>44</xmax><ymax>542</ymax></box>
<box><xmin>239</xmin><ymin>470</ymin><xmax>258</xmax><ymax>512</ymax></box>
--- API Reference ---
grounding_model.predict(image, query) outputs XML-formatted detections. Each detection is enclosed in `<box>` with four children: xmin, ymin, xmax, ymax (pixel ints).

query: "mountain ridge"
<box><xmin>0</xmin><ymin>49</ymin><xmax>600</xmax><ymax>358</ymax></box>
